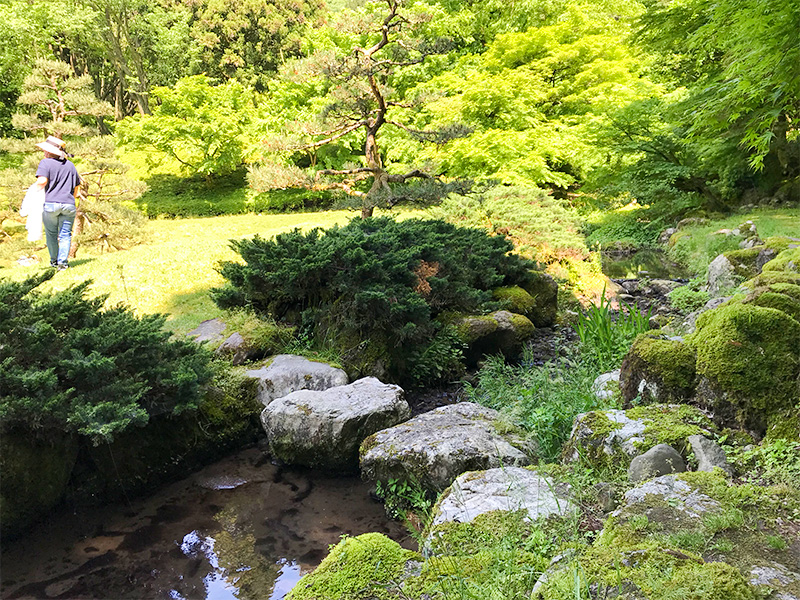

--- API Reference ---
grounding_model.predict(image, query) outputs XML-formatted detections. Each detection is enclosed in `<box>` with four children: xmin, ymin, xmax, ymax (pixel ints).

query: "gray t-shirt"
<box><xmin>36</xmin><ymin>157</ymin><xmax>81</xmax><ymax>206</ymax></box>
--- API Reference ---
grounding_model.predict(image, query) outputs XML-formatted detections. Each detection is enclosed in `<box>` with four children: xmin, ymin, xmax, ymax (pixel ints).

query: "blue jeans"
<box><xmin>43</xmin><ymin>203</ymin><xmax>76</xmax><ymax>266</ymax></box>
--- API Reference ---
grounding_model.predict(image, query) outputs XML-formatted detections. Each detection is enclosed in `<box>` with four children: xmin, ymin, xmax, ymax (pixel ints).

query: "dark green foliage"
<box><xmin>213</xmin><ymin>217</ymin><xmax>537</xmax><ymax>383</ymax></box>
<box><xmin>0</xmin><ymin>273</ymin><xmax>213</xmax><ymax>442</ymax></box>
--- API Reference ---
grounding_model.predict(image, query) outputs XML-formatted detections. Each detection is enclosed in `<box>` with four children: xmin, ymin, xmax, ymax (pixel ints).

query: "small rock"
<box><xmin>594</xmin><ymin>482</ymin><xmax>618</xmax><ymax>512</ymax></box>
<box><xmin>187</xmin><ymin>318</ymin><xmax>228</xmax><ymax>344</ymax></box>
<box><xmin>215</xmin><ymin>332</ymin><xmax>255</xmax><ymax>365</ymax></box>
<box><xmin>619</xmin><ymin>474</ymin><xmax>719</xmax><ymax>518</ymax></box>
<box><xmin>592</xmin><ymin>371</ymin><xmax>621</xmax><ymax>401</ymax></box>
<box><xmin>628</xmin><ymin>444</ymin><xmax>685</xmax><ymax>483</ymax></box>
<box><xmin>688</xmin><ymin>435</ymin><xmax>733</xmax><ymax>477</ymax></box>
<box><xmin>707</xmin><ymin>254</ymin><xmax>737</xmax><ymax>297</ymax></box>
<box><xmin>246</xmin><ymin>354</ymin><xmax>348</xmax><ymax>407</ymax></box>
<box><xmin>646</xmin><ymin>279</ymin><xmax>682</xmax><ymax>296</ymax></box>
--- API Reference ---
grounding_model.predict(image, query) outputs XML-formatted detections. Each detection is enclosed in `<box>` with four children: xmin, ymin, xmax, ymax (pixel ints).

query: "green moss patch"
<box><xmin>689</xmin><ymin>302</ymin><xmax>800</xmax><ymax>425</ymax></box>
<box><xmin>627</xmin><ymin>404</ymin><xmax>717</xmax><ymax>452</ymax></box>
<box><xmin>620</xmin><ymin>335</ymin><xmax>697</xmax><ymax>404</ymax></box>
<box><xmin>493</xmin><ymin>286</ymin><xmax>537</xmax><ymax>315</ymax></box>
<box><xmin>762</xmin><ymin>247</ymin><xmax>800</xmax><ymax>273</ymax></box>
<box><xmin>287</xmin><ymin>533</ymin><xmax>419</xmax><ymax>600</ymax></box>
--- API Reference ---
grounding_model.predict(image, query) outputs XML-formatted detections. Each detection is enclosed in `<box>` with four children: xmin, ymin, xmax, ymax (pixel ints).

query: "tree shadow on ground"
<box><xmin>133</xmin><ymin>171</ymin><xmax>251</xmax><ymax>218</ymax></box>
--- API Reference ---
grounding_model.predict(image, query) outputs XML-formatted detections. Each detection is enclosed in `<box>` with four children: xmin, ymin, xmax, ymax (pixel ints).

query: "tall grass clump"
<box><xmin>466</xmin><ymin>345</ymin><xmax>614</xmax><ymax>461</ymax></box>
<box><xmin>574</xmin><ymin>292</ymin><xmax>651</xmax><ymax>371</ymax></box>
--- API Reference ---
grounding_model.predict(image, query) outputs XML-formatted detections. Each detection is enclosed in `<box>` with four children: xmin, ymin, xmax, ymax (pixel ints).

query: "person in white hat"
<box><xmin>34</xmin><ymin>136</ymin><xmax>81</xmax><ymax>270</ymax></box>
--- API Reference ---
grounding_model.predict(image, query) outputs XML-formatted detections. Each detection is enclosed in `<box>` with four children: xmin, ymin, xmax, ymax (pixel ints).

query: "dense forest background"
<box><xmin>1</xmin><ymin>0</ymin><xmax>797</xmax><ymax>223</ymax></box>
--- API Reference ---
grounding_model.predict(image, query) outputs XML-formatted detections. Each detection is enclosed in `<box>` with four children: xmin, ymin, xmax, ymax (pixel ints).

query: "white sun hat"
<box><xmin>35</xmin><ymin>139</ymin><xmax>66</xmax><ymax>159</ymax></box>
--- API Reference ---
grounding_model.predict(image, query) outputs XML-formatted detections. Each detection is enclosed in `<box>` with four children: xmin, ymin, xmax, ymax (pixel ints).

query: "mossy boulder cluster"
<box><xmin>621</xmin><ymin>249</ymin><xmax>800</xmax><ymax>439</ymax></box>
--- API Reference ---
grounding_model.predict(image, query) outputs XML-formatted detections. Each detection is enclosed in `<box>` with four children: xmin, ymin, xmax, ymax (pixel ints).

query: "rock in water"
<box><xmin>246</xmin><ymin>354</ymin><xmax>348</xmax><ymax>407</ymax></box>
<box><xmin>261</xmin><ymin>377</ymin><xmax>409</xmax><ymax>470</ymax></box>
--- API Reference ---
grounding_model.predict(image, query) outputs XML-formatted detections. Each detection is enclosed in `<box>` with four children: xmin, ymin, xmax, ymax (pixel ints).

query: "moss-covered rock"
<box><xmin>620</xmin><ymin>335</ymin><xmax>698</xmax><ymax>405</ymax></box>
<box><xmin>762</xmin><ymin>247</ymin><xmax>800</xmax><ymax>273</ymax></box>
<box><xmin>455</xmin><ymin>310</ymin><xmax>535</xmax><ymax>366</ymax></box>
<box><xmin>287</xmin><ymin>533</ymin><xmax>420</xmax><ymax>600</ymax></box>
<box><xmin>688</xmin><ymin>302</ymin><xmax>800</xmax><ymax>432</ymax></box>
<box><xmin>493</xmin><ymin>285</ymin><xmax>537</xmax><ymax>316</ymax></box>
<box><xmin>520</xmin><ymin>270</ymin><xmax>559</xmax><ymax>327</ymax></box>
<box><xmin>563</xmin><ymin>405</ymin><xmax>717</xmax><ymax>471</ymax></box>
<box><xmin>534</xmin><ymin>471</ymin><xmax>799</xmax><ymax>600</ymax></box>
<box><xmin>0</xmin><ymin>430</ymin><xmax>78</xmax><ymax>540</ymax></box>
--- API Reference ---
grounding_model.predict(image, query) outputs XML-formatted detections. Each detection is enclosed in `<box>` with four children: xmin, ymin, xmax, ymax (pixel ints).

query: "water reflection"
<box><xmin>601</xmin><ymin>249</ymin><xmax>690</xmax><ymax>280</ymax></box>
<box><xmin>1</xmin><ymin>447</ymin><xmax>411</xmax><ymax>600</ymax></box>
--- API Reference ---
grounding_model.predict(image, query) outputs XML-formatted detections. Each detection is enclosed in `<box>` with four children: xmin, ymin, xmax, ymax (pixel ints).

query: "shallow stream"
<box><xmin>1</xmin><ymin>446</ymin><xmax>412</xmax><ymax>600</ymax></box>
<box><xmin>601</xmin><ymin>249</ymin><xmax>690</xmax><ymax>280</ymax></box>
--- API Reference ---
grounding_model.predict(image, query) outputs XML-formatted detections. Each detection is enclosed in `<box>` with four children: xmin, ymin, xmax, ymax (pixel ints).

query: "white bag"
<box><xmin>19</xmin><ymin>184</ymin><xmax>45</xmax><ymax>242</ymax></box>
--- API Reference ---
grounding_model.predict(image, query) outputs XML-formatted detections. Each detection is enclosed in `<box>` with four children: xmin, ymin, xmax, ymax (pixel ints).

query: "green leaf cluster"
<box><xmin>0</xmin><ymin>273</ymin><xmax>213</xmax><ymax>443</ymax></box>
<box><xmin>116</xmin><ymin>75</ymin><xmax>257</xmax><ymax>178</ymax></box>
<box><xmin>213</xmin><ymin>217</ymin><xmax>537</xmax><ymax>382</ymax></box>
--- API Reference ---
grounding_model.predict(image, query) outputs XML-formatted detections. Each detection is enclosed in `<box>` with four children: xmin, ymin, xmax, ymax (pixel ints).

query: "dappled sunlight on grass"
<box><xmin>2</xmin><ymin>208</ymin><xmax>426</xmax><ymax>335</ymax></box>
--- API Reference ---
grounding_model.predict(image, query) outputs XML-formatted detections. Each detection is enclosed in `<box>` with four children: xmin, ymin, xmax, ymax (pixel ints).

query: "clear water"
<box><xmin>1</xmin><ymin>447</ymin><xmax>412</xmax><ymax>600</ymax></box>
<box><xmin>601</xmin><ymin>249</ymin><xmax>691</xmax><ymax>280</ymax></box>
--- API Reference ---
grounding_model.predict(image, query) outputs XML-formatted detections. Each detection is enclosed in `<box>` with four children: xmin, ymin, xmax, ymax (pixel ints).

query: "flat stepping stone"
<box><xmin>360</xmin><ymin>402</ymin><xmax>532</xmax><ymax>493</ymax></box>
<box><xmin>431</xmin><ymin>467</ymin><xmax>575</xmax><ymax>527</ymax></box>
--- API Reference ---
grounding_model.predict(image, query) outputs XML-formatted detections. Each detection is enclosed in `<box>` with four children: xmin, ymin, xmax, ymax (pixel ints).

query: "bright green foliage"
<box><xmin>287</xmin><ymin>533</ymin><xmax>418</xmax><ymax>600</ymax></box>
<box><xmin>574</xmin><ymin>290</ymin><xmax>651</xmax><ymax>370</ymax></box>
<box><xmin>0</xmin><ymin>273</ymin><xmax>213</xmax><ymax>443</ymax></box>
<box><xmin>668</xmin><ymin>280</ymin><xmax>710</xmax><ymax>313</ymax></box>
<box><xmin>415</xmin><ymin>4</ymin><xmax>656</xmax><ymax>190</ymax></box>
<box><xmin>637</xmin><ymin>0</ymin><xmax>800</xmax><ymax>174</ymax></box>
<box><xmin>466</xmin><ymin>345</ymin><xmax>611</xmax><ymax>461</ymax></box>
<box><xmin>429</xmin><ymin>186</ymin><xmax>587</xmax><ymax>265</ymax></box>
<box><xmin>116</xmin><ymin>75</ymin><xmax>256</xmax><ymax>178</ymax></box>
<box><xmin>213</xmin><ymin>217</ymin><xmax>537</xmax><ymax>383</ymax></box>
<box><xmin>189</xmin><ymin>0</ymin><xmax>324</xmax><ymax>91</ymax></box>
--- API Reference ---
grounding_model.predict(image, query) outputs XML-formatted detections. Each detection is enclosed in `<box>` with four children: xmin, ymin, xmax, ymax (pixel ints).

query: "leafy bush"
<box><xmin>0</xmin><ymin>273</ymin><xmax>213</xmax><ymax>442</ymax></box>
<box><xmin>668</xmin><ymin>279</ymin><xmax>710</xmax><ymax>312</ymax></box>
<box><xmin>213</xmin><ymin>217</ymin><xmax>537</xmax><ymax>383</ymax></box>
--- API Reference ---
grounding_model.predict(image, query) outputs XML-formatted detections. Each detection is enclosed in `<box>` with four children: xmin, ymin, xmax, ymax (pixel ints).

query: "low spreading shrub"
<box><xmin>668</xmin><ymin>279</ymin><xmax>711</xmax><ymax>312</ymax></box>
<box><xmin>212</xmin><ymin>217</ymin><xmax>538</xmax><ymax>384</ymax></box>
<box><xmin>0</xmin><ymin>273</ymin><xmax>213</xmax><ymax>442</ymax></box>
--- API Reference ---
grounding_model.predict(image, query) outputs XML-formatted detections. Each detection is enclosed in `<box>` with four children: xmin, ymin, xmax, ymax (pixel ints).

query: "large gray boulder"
<box><xmin>246</xmin><ymin>354</ymin><xmax>349</xmax><ymax>407</ymax></box>
<box><xmin>261</xmin><ymin>377</ymin><xmax>409</xmax><ymax>470</ymax></box>
<box><xmin>431</xmin><ymin>467</ymin><xmax>575</xmax><ymax>527</ymax></box>
<box><xmin>628</xmin><ymin>443</ymin><xmax>686</xmax><ymax>483</ymax></box>
<box><xmin>360</xmin><ymin>402</ymin><xmax>533</xmax><ymax>493</ymax></box>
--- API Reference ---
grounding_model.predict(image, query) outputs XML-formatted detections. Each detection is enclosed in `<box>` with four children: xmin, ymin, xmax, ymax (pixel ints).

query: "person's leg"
<box><xmin>56</xmin><ymin>205</ymin><xmax>76</xmax><ymax>267</ymax></box>
<box><xmin>42</xmin><ymin>203</ymin><xmax>59</xmax><ymax>267</ymax></box>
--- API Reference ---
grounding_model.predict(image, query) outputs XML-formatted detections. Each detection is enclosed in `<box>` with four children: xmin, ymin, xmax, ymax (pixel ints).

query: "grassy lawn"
<box><xmin>667</xmin><ymin>208</ymin><xmax>800</xmax><ymax>275</ymax></box>
<box><xmin>3</xmin><ymin>209</ymin><xmax>422</xmax><ymax>335</ymax></box>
